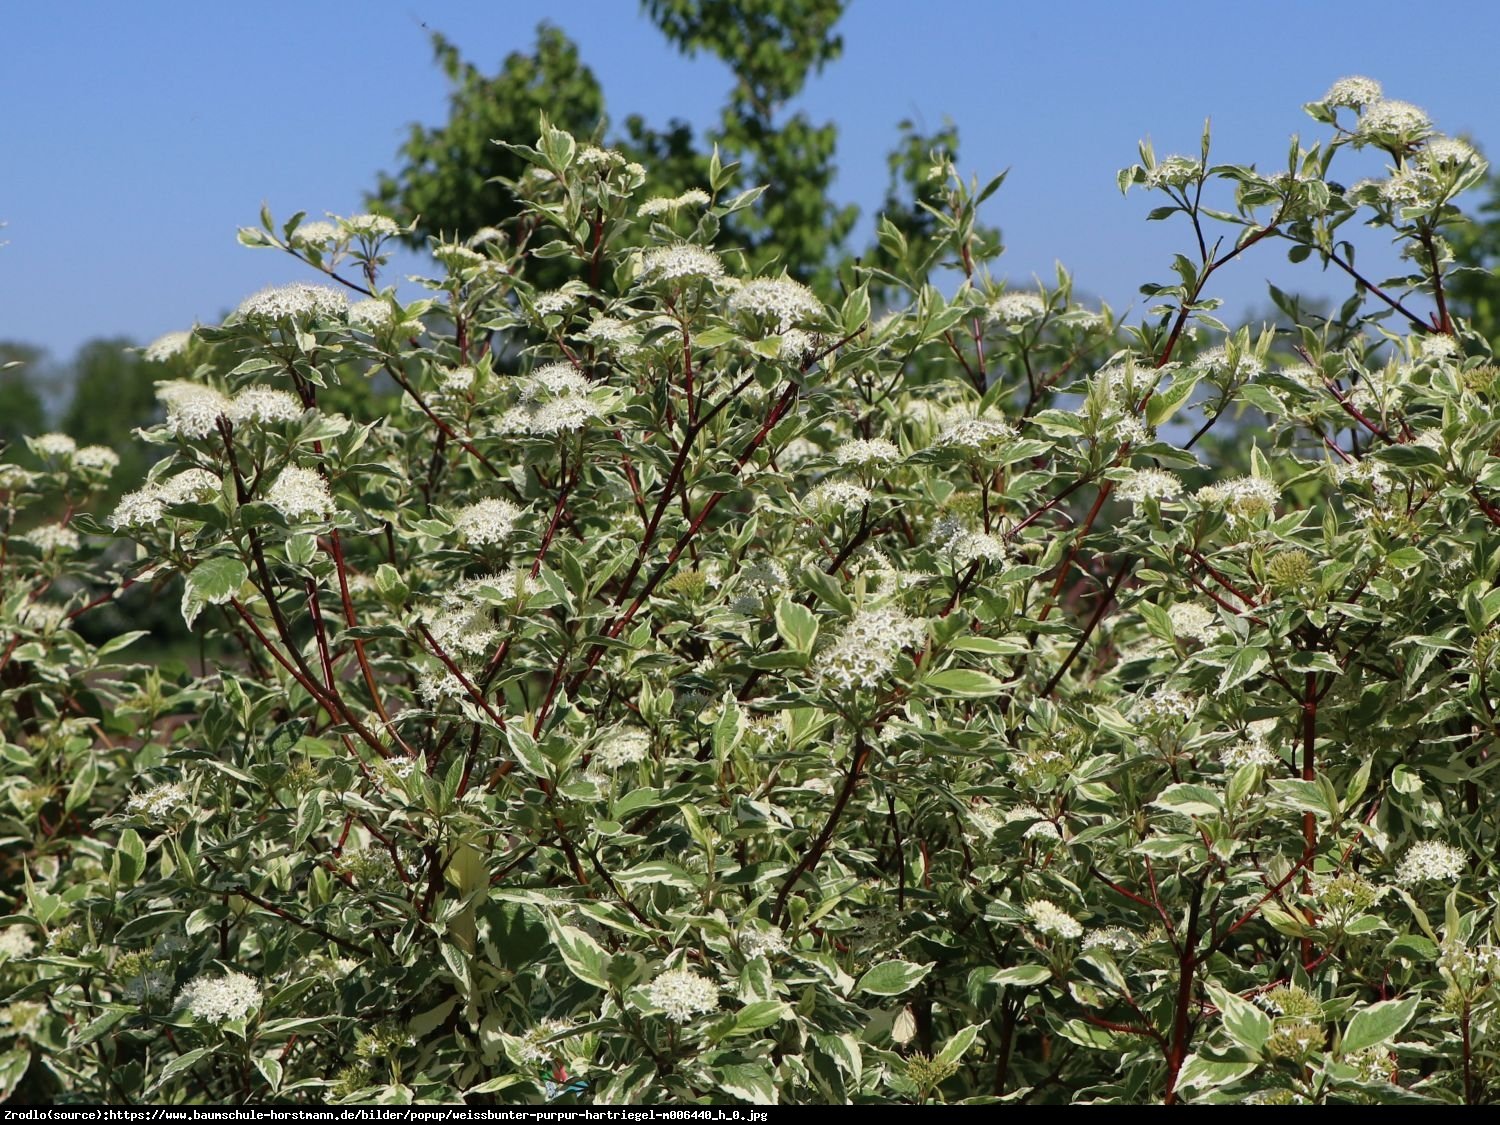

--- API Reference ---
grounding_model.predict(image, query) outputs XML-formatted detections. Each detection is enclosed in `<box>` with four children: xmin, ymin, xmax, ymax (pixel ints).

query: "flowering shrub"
<box><xmin>4</xmin><ymin>81</ymin><xmax>1500</xmax><ymax>1105</ymax></box>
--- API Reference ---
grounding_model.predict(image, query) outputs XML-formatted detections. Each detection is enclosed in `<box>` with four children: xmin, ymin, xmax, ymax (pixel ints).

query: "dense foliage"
<box><xmin>4</xmin><ymin>79</ymin><xmax>1500</xmax><ymax>1106</ymax></box>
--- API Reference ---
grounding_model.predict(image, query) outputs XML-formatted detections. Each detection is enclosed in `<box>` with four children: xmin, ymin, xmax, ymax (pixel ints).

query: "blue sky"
<box><xmin>5</xmin><ymin>2</ymin><xmax>1497</xmax><ymax>366</ymax></box>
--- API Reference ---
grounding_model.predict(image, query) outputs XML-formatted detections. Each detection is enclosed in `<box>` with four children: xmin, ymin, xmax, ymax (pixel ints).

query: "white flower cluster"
<box><xmin>237</xmin><ymin>282</ymin><xmax>349</xmax><ymax>321</ymax></box>
<box><xmin>424</xmin><ymin>600</ymin><xmax>498</xmax><ymax>661</ymax></box>
<box><xmin>1133</xmin><ymin>688</ymin><xmax>1196</xmax><ymax>724</ymax></box>
<box><xmin>1220</xmin><ymin>730</ymin><xmax>1280</xmax><ymax>769</ymax></box>
<box><xmin>22</xmin><ymin>524</ymin><xmax>80</xmax><ymax>553</ymax></box>
<box><xmin>157</xmin><ymin>380</ymin><xmax>231</xmax><ymax>439</ymax></box>
<box><xmin>1028</xmin><ymin>899</ymin><xmax>1083</xmax><ymax>940</ymax></box>
<box><xmin>31</xmin><ymin>433</ymin><xmax>77</xmax><ymax>458</ymax></box>
<box><xmin>638</xmin><ymin>188</ymin><xmax>712</xmax><ymax>217</ymax></box>
<box><xmin>580</xmin><ymin>316</ymin><xmax>639</xmax><ymax>354</ymax></box>
<box><xmin>340</xmin><ymin>213</ymin><xmax>400</xmax><ymax>239</ymax></box>
<box><xmin>641</xmin><ymin>244</ymin><xmax>725</xmax><ymax>283</ymax></box>
<box><xmin>291</xmin><ymin>220</ymin><xmax>339</xmax><ymax>246</ymax></box>
<box><xmin>805</xmin><ymin>479</ymin><xmax>873</xmax><ymax>516</ymax></box>
<box><xmin>74</xmin><ymin>446</ymin><xmax>120</xmax><ymax>473</ymax></box>
<box><xmin>739</xmin><ymin>927</ymin><xmax>788</xmax><ymax>959</ymax></box>
<box><xmin>455</xmin><ymin>498</ymin><xmax>522</xmax><ymax>546</ymax></box>
<box><xmin>1004</xmin><ymin>804</ymin><xmax>1061</xmax><ymax>841</ymax></box>
<box><xmin>455</xmin><ymin>568</ymin><xmax>539</xmax><ymax>605</ymax></box>
<box><xmin>932</xmin><ymin>517</ymin><xmax>1007</xmax><ymax>568</ymax></box>
<box><xmin>109</xmin><ymin>470</ymin><xmax>220</xmax><ymax>529</ymax></box>
<box><xmin>1425</xmin><ymin>136</ymin><xmax>1480</xmax><ymax>168</ymax></box>
<box><xmin>1196</xmin><ymin>476</ymin><xmax>1279</xmax><ymax>524</ymax></box>
<box><xmin>730</xmin><ymin>558</ymin><xmax>786</xmax><ymax>612</ymax></box>
<box><xmin>1168</xmin><ymin>602</ymin><xmax>1218</xmax><ymax>643</ymax></box>
<box><xmin>1394</xmin><ymin>840</ymin><xmax>1466</xmax><ymax>886</ymax></box>
<box><xmin>501</xmin><ymin>363</ymin><xmax>606</xmax><ymax>435</ymax></box>
<box><xmin>517</xmin><ymin>1018</ymin><xmax>576</xmax><ymax>1064</ymax></box>
<box><xmin>227</xmin><ymin>386</ymin><xmax>302</xmax><ymax>427</ymax></box>
<box><xmin>594</xmin><ymin>728</ymin><xmax>651</xmax><ymax>769</ymax></box>
<box><xmin>932</xmin><ymin>414</ymin><xmax>1014</xmax><ymax>457</ymax></box>
<box><xmin>834</xmin><ymin>437</ymin><xmax>901</xmax><ymax>469</ymax></box>
<box><xmin>144</xmin><ymin>330</ymin><xmax>192</xmax><ymax>362</ymax></box>
<box><xmin>1082</xmin><ymin>926</ymin><xmax>1137</xmax><ymax>953</ymax></box>
<box><xmin>1323</xmin><ymin>76</ymin><xmax>1383</xmax><ymax>109</ymax></box>
<box><xmin>816</xmin><ymin>606</ymin><xmax>926</xmax><ymax>690</ymax></box>
<box><xmin>1143</xmin><ymin>155</ymin><xmax>1202</xmax><ymax>190</ymax></box>
<box><xmin>1356</xmin><ymin>99</ymin><xmax>1431</xmax><ymax>143</ymax></box>
<box><xmin>0</xmin><ymin>927</ymin><xmax>36</xmax><ymax>959</ymax></box>
<box><xmin>266</xmin><ymin>466</ymin><xmax>335</xmax><ymax>521</ymax></box>
<box><xmin>176</xmin><ymin>971</ymin><xmax>261</xmax><ymax>1023</ymax></box>
<box><xmin>1128</xmin><ymin>468</ymin><xmax>1182</xmax><ymax>507</ymax></box>
<box><xmin>988</xmin><ymin>291</ymin><xmax>1046</xmax><ymax>324</ymax></box>
<box><xmin>15</xmin><ymin>602</ymin><xmax>66</xmax><ymax>633</ymax></box>
<box><xmin>727</xmin><ymin>276</ymin><xmax>824</xmax><ymax>333</ymax></box>
<box><xmin>348</xmin><ymin>299</ymin><xmax>393</xmax><ymax>330</ymax></box>
<box><xmin>126</xmin><ymin>781</ymin><xmax>191</xmax><ymax>819</ymax></box>
<box><xmin>646</xmin><ymin>967</ymin><xmax>720</xmax><ymax>1022</ymax></box>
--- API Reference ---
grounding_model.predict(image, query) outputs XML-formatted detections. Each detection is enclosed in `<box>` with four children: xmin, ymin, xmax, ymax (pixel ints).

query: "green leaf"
<box><xmin>984</xmin><ymin>964</ymin><xmax>1052</xmax><ymax>988</ymax></box>
<box><xmin>181</xmin><ymin>557</ymin><xmax>248</xmax><ymax>627</ymax></box>
<box><xmin>1174</xmin><ymin>1052</ymin><xmax>1257</xmax><ymax>1093</ymax></box>
<box><xmin>1342</xmin><ymin>996</ymin><xmax>1418</xmax><ymax>1054</ymax></box>
<box><xmin>923</xmin><ymin>668</ymin><xmax>1006</xmax><ymax>700</ymax></box>
<box><xmin>729</xmin><ymin>1001</ymin><xmax>790</xmax><ymax>1035</ymax></box>
<box><xmin>114</xmin><ymin>829</ymin><xmax>146</xmax><ymax>886</ymax></box>
<box><xmin>1219</xmin><ymin>645</ymin><xmax>1269</xmax><ymax>692</ymax></box>
<box><xmin>1152</xmin><ymin>784</ymin><xmax>1223</xmax><ymax>818</ymax></box>
<box><xmin>550</xmin><ymin>924</ymin><xmax>610</xmax><ymax>990</ymax></box>
<box><xmin>1207</xmin><ymin>982</ymin><xmax>1271</xmax><ymax>1054</ymax></box>
<box><xmin>775</xmin><ymin>599</ymin><xmax>818</xmax><ymax>654</ymax></box>
<box><xmin>856</xmin><ymin>959</ymin><xmax>933</xmax><ymax>996</ymax></box>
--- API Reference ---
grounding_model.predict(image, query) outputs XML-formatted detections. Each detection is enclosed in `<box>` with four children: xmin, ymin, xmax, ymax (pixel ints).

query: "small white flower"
<box><xmin>727</xmin><ymin>276</ymin><xmax>824</xmax><ymax>333</ymax></box>
<box><xmin>577</xmin><ymin>146</ymin><xmax>625</xmax><ymax>169</ymax></box>
<box><xmin>1425</xmin><ymin>136</ymin><xmax>1480</xmax><ymax>168</ymax></box>
<box><xmin>517</xmin><ymin>1018</ymin><xmax>577</xmax><ymax>1064</ymax></box>
<box><xmin>1323</xmin><ymin>76</ymin><xmax>1383</xmax><ymax>109</ymax></box>
<box><xmin>1117</xmin><ymin>468</ymin><xmax>1183</xmax><ymax>506</ymax></box>
<box><xmin>1133</xmin><ymin>688</ymin><xmax>1196</xmax><ymax>724</ymax></box>
<box><xmin>1168</xmin><ymin>602</ymin><xmax>1218</xmax><ymax>643</ymax></box>
<box><xmin>144</xmin><ymin>330</ymin><xmax>192</xmax><ymax>362</ymax></box>
<box><xmin>638</xmin><ymin>188</ymin><xmax>711</xmax><ymax>217</ymax></box>
<box><xmin>641</xmin><ymin>244</ymin><xmax>726</xmax><ymax>283</ymax></box>
<box><xmin>157</xmin><ymin>381</ymin><xmax>232</xmax><ymax>440</ymax></box>
<box><xmin>932</xmin><ymin>414</ymin><xmax>1014</xmax><ymax>456</ymax></box>
<box><xmin>340</xmin><ymin>213</ymin><xmax>400</xmax><ymax>240</ymax></box>
<box><xmin>348</xmin><ymin>299</ymin><xmax>393</xmax><ymax>330</ymax></box>
<box><xmin>291</xmin><ymin>220</ymin><xmax>340</xmax><ymax>246</ymax></box>
<box><xmin>805</xmin><ymin>479</ymin><xmax>873</xmax><ymax>515</ymax></box>
<box><xmin>0</xmin><ymin>927</ymin><xmax>36</xmax><ymax>959</ymax></box>
<box><xmin>1028</xmin><ymin>899</ymin><xmax>1083</xmax><ymax>940</ymax></box>
<box><xmin>266</xmin><ymin>466</ymin><xmax>335</xmax><ymax>521</ymax></box>
<box><xmin>123</xmin><ymin>970</ymin><xmax>175</xmax><ymax>1004</ymax></box>
<box><xmin>646</xmin><ymin>967</ymin><xmax>720</xmax><ymax>1022</ymax></box>
<box><xmin>126</xmin><ymin>781</ymin><xmax>191</xmax><ymax>818</ymax></box>
<box><xmin>988</xmin><ymin>291</ymin><xmax>1046</xmax><ymax>324</ymax></box>
<box><xmin>237</xmin><ymin>282</ymin><xmax>349</xmax><ymax>321</ymax></box>
<box><xmin>22</xmin><ymin>524</ymin><xmax>80</xmax><ymax>553</ymax></box>
<box><xmin>455</xmin><ymin>498</ymin><xmax>522</xmax><ymax>546</ymax></box>
<box><xmin>30</xmin><ymin>433</ymin><xmax>77</xmax><ymax>459</ymax></box>
<box><xmin>1220</xmin><ymin>732</ymin><xmax>1279</xmax><ymax>769</ymax></box>
<box><xmin>228</xmin><ymin>386</ymin><xmax>302</xmax><ymax>426</ymax></box>
<box><xmin>1395</xmin><ymin>841</ymin><xmax>1466</xmax><ymax>886</ymax></box>
<box><xmin>579</xmin><ymin>316</ymin><xmax>639</xmax><ymax>354</ymax></box>
<box><xmin>1004</xmin><ymin>804</ymin><xmax>1061</xmax><ymax>841</ymax></box>
<box><xmin>74</xmin><ymin>445</ymin><xmax>120</xmax><ymax>473</ymax></box>
<box><xmin>1144</xmin><ymin>155</ymin><xmax>1201</xmax><ymax>189</ymax></box>
<box><xmin>1082</xmin><ymin>926</ymin><xmax>1137</xmax><ymax>953</ymax></box>
<box><xmin>834</xmin><ymin>438</ymin><xmax>901</xmax><ymax>468</ymax></box>
<box><xmin>595</xmin><ymin>728</ymin><xmax>651</xmax><ymax>769</ymax></box>
<box><xmin>1356</xmin><ymin>100</ymin><xmax>1431</xmax><ymax>143</ymax></box>
<box><xmin>1196</xmin><ymin>476</ymin><xmax>1279</xmax><ymax>523</ymax></box>
<box><xmin>816</xmin><ymin>606</ymin><xmax>926</xmax><ymax>690</ymax></box>
<box><xmin>739</xmin><ymin>927</ymin><xmax>788</xmax><ymax>959</ymax></box>
<box><xmin>176</xmin><ymin>971</ymin><xmax>261</xmax><ymax>1023</ymax></box>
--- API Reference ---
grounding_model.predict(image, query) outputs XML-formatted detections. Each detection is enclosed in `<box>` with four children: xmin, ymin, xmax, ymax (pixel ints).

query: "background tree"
<box><xmin>0</xmin><ymin>344</ymin><xmax>47</xmax><ymax>449</ymax></box>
